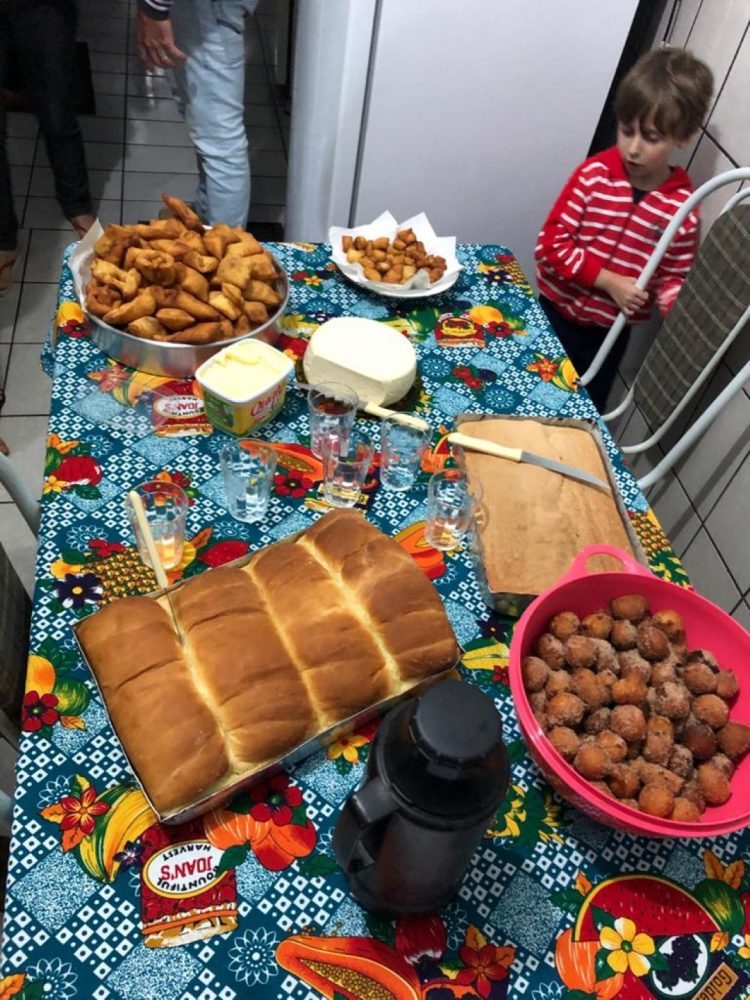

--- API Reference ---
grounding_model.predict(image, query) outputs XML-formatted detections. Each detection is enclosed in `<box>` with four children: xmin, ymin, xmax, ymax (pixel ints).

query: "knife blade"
<box><xmin>447</xmin><ymin>432</ymin><xmax>611</xmax><ymax>492</ymax></box>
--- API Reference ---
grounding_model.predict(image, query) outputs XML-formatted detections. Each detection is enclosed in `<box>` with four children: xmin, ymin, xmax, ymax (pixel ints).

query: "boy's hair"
<box><xmin>614</xmin><ymin>47</ymin><xmax>714</xmax><ymax>141</ymax></box>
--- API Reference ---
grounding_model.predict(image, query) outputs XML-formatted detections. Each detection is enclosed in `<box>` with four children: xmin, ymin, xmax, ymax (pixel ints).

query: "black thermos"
<box><xmin>333</xmin><ymin>680</ymin><xmax>510</xmax><ymax>916</ymax></box>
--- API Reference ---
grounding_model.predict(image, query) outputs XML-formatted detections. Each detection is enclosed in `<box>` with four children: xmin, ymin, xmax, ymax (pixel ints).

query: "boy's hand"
<box><xmin>595</xmin><ymin>270</ymin><xmax>649</xmax><ymax>318</ymax></box>
<box><xmin>136</xmin><ymin>10</ymin><xmax>186</xmax><ymax>70</ymax></box>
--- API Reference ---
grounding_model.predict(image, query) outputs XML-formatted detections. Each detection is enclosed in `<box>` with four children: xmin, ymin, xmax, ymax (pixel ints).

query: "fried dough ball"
<box><xmin>609</xmin><ymin>763</ymin><xmax>641</xmax><ymax>799</ymax></box>
<box><xmin>653</xmin><ymin>681</ymin><xmax>692</xmax><ymax>721</ymax></box>
<box><xmin>571</xmin><ymin>668</ymin><xmax>606</xmax><ymax>711</ymax></box>
<box><xmin>715</xmin><ymin>669</ymin><xmax>739</xmax><ymax>702</ymax></box>
<box><xmin>529</xmin><ymin>691</ymin><xmax>548</xmax><ymax>730</ymax></box>
<box><xmin>683</xmin><ymin>660</ymin><xmax>717</xmax><ymax>695</ymax></box>
<box><xmin>639</xmin><ymin>782</ymin><xmax>674</xmax><ymax>818</ymax></box>
<box><xmin>643</xmin><ymin>715</ymin><xmax>674</xmax><ymax>766</ymax></box>
<box><xmin>637</xmin><ymin>622</ymin><xmax>670</xmax><ymax>662</ymax></box>
<box><xmin>618</xmin><ymin>650</ymin><xmax>652</xmax><ymax>684</ymax></box>
<box><xmin>697</xmin><ymin>762</ymin><xmax>731</xmax><ymax>805</ymax></box>
<box><xmin>672</xmin><ymin>797</ymin><xmax>701</xmax><ymax>822</ymax></box>
<box><xmin>597</xmin><ymin>669</ymin><xmax>617</xmax><ymax>698</ymax></box>
<box><xmin>668</xmin><ymin>744</ymin><xmax>694</xmax><ymax>779</ymax></box>
<box><xmin>591</xmin><ymin>780</ymin><xmax>615</xmax><ymax>797</ymax></box>
<box><xmin>612</xmin><ymin>673</ymin><xmax>648</xmax><ymax>706</ymax></box>
<box><xmin>681</xmin><ymin>779</ymin><xmax>706</xmax><ymax>813</ymax></box>
<box><xmin>590</xmin><ymin>638</ymin><xmax>618</xmax><ymax>673</ymax></box>
<box><xmin>574</xmin><ymin>745</ymin><xmax>611</xmax><ymax>780</ymax></box>
<box><xmin>651</xmin><ymin>609</ymin><xmax>685</xmax><ymax>642</ymax></box>
<box><xmin>549</xmin><ymin>612</ymin><xmax>580</xmax><ymax>641</ymax></box>
<box><xmin>595</xmin><ymin>729</ymin><xmax>627</xmax><ymax>763</ymax></box>
<box><xmin>611</xmin><ymin>594</ymin><xmax>649</xmax><ymax>623</ymax></box>
<box><xmin>637</xmin><ymin>761</ymin><xmax>685</xmax><ymax>795</ymax></box>
<box><xmin>610</xmin><ymin>620</ymin><xmax>638</xmax><ymax>650</ymax></box>
<box><xmin>687</xmin><ymin>648</ymin><xmax>719</xmax><ymax>671</ymax></box>
<box><xmin>547</xmin><ymin>693</ymin><xmax>585</xmax><ymax>728</ymax></box>
<box><xmin>692</xmin><ymin>694</ymin><xmax>729</xmax><ymax>730</ymax></box>
<box><xmin>717</xmin><ymin>721</ymin><xmax>750</xmax><ymax>761</ymax></box>
<box><xmin>581</xmin><ymin>612</ymin><xmax>613</xmax><ymax>640</ymax></box>
<box><xmin>584</xmin><ymin>707</ymin><xmax>611</xmax><ymax>735</ymax></box>
<box><xmin>548</xmin><ymin>726</ymin><xmax>580</xmax><ymax>762</ymax></box>
<box><xmin>650</xmin><ymin>660</ymin><xmax>678</xmax><ymax>687</ymax></box>
<box><xmin>546</xmin><ymin>671</ymin><xmax>571</xmax><ymax>698</ymax></box>
<box><xmin>672</xmin><ymin>642</ymin><xmax>689</xmax><ymax>666</ymax></box>
<box><xmin>682</xmin><ymin>720</ymin><xmax>718</xmax><ymax>761</ymax></box>
<box><xmin>534</xmin><ymin>633</ymin><xmax>565</xmax><ymax>670</ymax></box>
<box><xmin>611</xmin><ymin>705</ymin><xmax>646</xmax><ymax>742</ymax></box>
<box><xmin>521</xmin><ymin>656</ymin><xmax>549</xmax><ymax>693</ymax></box>
<box><xmin>626</xmin><ymin>739</ymin><xmax>644</xmax><ymax>760</ymax></box>
<box><xmin>709</xmin><ymin>753</ymin><xmax>733</xmax><ymax>779</ymax></box>
<box><xmin>564</xmin><ymin>635</ymin><xmax>596</xmax><ymax>669</ymax></box>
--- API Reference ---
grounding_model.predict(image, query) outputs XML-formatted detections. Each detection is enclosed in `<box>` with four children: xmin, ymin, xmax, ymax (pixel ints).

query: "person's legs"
<box><xmin>10</xmin><ymin>0</ymin><xmax>94</xmax><ymax>229</ymax></box>
<box><xmin>169</xmin><ymin>0</ymin><xmax>252</xmax><ymax>227</ymax></box>
<box><xmin>539</xmin><ymin>296</ymin><xmax>627</xmax><ymax>414</ymax></box>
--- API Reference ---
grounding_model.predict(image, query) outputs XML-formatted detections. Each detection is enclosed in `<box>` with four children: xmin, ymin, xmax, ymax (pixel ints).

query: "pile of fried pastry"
<box><xmin>523</xmin><ymin>594</ymin><xmax>750</xmax><ymax>822</ymax></box>
<box><xmin>342</xmin><ymin>228</ymin><xmax>447</xmax><ymax>285</ymax></box>
<box><xmin>84</xmin><ymin>195</ymin><xmax>283</xmax><ymax>345</ymax></box>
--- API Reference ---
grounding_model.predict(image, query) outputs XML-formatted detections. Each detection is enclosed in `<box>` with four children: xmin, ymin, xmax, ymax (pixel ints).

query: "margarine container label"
<box><xmin>144</xmin><ymin>840</ymin><xmax>226</xmax><ymax>897</ymax></box>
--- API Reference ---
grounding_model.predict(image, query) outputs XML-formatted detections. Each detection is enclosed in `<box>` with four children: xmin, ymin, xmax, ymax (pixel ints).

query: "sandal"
<box><xmin>0</xmin><ymin>256</ymin><xmax>16</xmax><ymax>298</ymax></box>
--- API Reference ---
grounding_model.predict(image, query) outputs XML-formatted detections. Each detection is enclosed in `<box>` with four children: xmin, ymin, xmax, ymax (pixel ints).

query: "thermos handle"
<box><xmin>333</xmin><ymin>777</ymin><xmax>396</xmax><ymax>874</ymax></box>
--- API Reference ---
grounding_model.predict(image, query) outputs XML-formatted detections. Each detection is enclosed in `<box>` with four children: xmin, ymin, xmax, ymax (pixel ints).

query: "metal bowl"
<box><xmin>86</xmin><ymin>251</ymin><xmax>290</xmax><ymax>378</ymax></box>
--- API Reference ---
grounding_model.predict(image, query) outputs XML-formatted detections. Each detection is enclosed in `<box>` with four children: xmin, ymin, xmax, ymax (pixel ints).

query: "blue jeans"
<box><xmin>168</xmin><ymin>0</ymin><xmax>257</xmax><ymax>228</ymax></box>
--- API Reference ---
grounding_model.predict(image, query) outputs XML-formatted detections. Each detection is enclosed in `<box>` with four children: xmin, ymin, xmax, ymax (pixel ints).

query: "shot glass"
<box><xmin>425</xmin><ymin>469</ymin><xmax>482</xmax><ymax>551</ymax></box>
<box><xmin>307</xmin><ymin>382</ymin><xmax>358</xmax><ymax>459</ymax></box>
<box><xmin>126</xmin><ymin>480</ymin><xmax>188</xmax><ymax>571</ymax></box>
<box><xmin>380</xmin><ymin>416</ymin><xmax>429</xmax><ymax>491</ymax></box>
<box><xmin>322</xmin><ymin>431</ymin><xmax>374</xmax><ymax>508</ymax></box>
<box><xmin>220</xmin><ymin>440</ymin><xmax>277</xmax><ymax>523</ymax></box>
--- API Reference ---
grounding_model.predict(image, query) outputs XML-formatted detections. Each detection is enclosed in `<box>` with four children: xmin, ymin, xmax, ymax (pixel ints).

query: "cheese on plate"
<box><xmin>303</xmin><ymin>317</ymin><xmax>417</xmax><ymax>406</ymax></box>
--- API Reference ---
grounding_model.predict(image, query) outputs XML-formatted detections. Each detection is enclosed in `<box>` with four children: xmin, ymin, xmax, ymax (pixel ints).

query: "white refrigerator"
<box><xmin>285</xmin><ymin>0</ymin><xmax>640</xmax><ymax>283</ymax></box>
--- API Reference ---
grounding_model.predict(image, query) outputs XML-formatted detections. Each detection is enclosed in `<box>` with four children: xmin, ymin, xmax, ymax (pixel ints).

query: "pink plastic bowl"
<box><xmin>509</xmin><ymin>544</ymin><xmax>750</xmax><ymax>838</ymax></box>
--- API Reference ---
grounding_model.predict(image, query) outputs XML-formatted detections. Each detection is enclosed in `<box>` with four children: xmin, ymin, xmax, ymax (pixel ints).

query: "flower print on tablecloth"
<box><xmin>53</xmin><ymin>300</ymin><xmax>89</xmax><ymax>342</ymax></box>
<box><xmin>487</xmin><ymin>766</ymin><xmax>564</xmax><ymax>849</ymax></box>
<box><xmin>229</xmin><ymin>927</ymin><xmax>280</xmax><ymax>988</ymax></box>
<box><xmin>43</xmin><ymin>433</ymin><xmax>103</xmax><ymax>501</ymax></box>
<box><xmin>204</xmin><ymin>774</ymin><xmax>317</xmax><ymax>874</ymax></box>
<box><xmin>23</xmin><ymin>640</ymin><xmax>91</xmax><ymax>733</ymax></box>
<box><xmin>477</xmin><ymin>250</ymin><xmax>534</xmax><ymax>294</ymax></box>
<box><xmin>526</xmin><ymin>352</ymin><xmax>579</xmax><ymax>392</ymax></box>
<box><xmin>0</xmin><ymin>957</ymin><xmax>78</xmax><ymax>1000</ymax></box>
<box><xmin>551</xmin><ymin>850</ymin><xmax>750</xmax><ymax>998</ymax></box>
<box><xmin>326</xmin><ymin>718</ymin><xmax>379</xmax><ymax>776</ymax></box>
<box><xmin>276</xmin><ymin>916</ymin><xmax>516</xmax><ymax>999</ymax></box>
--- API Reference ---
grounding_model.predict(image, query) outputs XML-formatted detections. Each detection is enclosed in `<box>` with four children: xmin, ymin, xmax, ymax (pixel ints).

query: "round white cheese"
<box><xmin>303</xmin><ymin>317</ymin><xmax>417</xmax><ymax>406</ymax></box>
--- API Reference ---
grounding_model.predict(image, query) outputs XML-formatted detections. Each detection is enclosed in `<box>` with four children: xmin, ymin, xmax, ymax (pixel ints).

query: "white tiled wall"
<box><xmin>614</xmin><ymin>0</ymin><xmax>750</xmax><ymax>620</ymax></box>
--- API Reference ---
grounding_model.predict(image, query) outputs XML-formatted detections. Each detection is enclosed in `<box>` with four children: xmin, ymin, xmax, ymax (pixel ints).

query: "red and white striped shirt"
<box><xmin>535</xmin><ymin>146</ymin><xmax>698</xmax><ymax>327</ymax></box>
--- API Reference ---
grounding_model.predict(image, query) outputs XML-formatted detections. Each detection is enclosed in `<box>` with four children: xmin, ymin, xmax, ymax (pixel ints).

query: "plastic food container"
<box><xmin>509</xmin><ymin>544</ymin><xmax>750</xmax><ymax>838</ymax></box>
<box><xmin>195</xmin><ymin>339</ymin><xmax>294</xmax><ymax>436</ymax></box>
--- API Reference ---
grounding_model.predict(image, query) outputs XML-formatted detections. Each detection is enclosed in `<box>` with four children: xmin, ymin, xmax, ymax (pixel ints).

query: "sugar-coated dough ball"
<box><xmin>584</xmin><ymin>707</ymin><xmax>611</xmax><ymax>735</ymax></box>
<box><xmin>643</xmin><ymin>715</ymin><xmax>674</xmax><ymax>766</ymax></box>
<box><xmin>549</xmin><ymin>612</ymin><xmax>580</xmax><ymax>641</ymax></box>
<box><xmin>668</xmin><ymin>744</ymin><xmax>694</xmax><ymax>779</ymax></box>
<box><xmin>683</xmin><ymin>660</ymin><xmax>717</xmax><ymax>695</ymax></box>
<box><xmin>608</xmin><ymin>763</ymin><xmax>641</xmax><ymax>799</ymax></box>
<box><xmin>717</xmin><ymin>721</ymin><xmax>750</xmax><ymax>761</ymax></box>
<box><xmin>521</xmin><ymin>655</ymin><xmax>549</xmax><ymax>693</ymax></box>
<box><xmin>611</xmin><ymin>705</ymin><xmax>646</xmax><ymax>742</ymax></box>
<box><xmin>564</xmin><ymin>635</ymin><xmax>597</xmax><ymax>670</ymax></box>
<box><xmin>651</xmin><ymin>609</ymin><xmax>684</xmax><ymax>642</ymax></box>
<box><xmin>595</xmin><ymin>729</ymin><xmax>627</xmax><ymax>763</ymax></box>
<box><xmin>548</xmin><ymin>726</ymin><xmax>580</xmax><ymax>762</ymax></box>
<box><xmin>682</xmin><ymin>720</ymin><xmax>718</xmax><ymax>761</ymax></box>
<box><xmin>546</xmin><ymin>671</ymin><xmax>571</xmax><ymax>698</ymax></box>
<box><xmin>637</xmin><ymin>622</ymin><xmax>670</xmax><ymax>662</ymax></box>
<box><xmin>610</xmin><ymin>620</ymin><xmax>638</xmax><ymax>650</ymax></box>
<box><xmin>580</xmin><ymin>612</ymin><xmax>613</xmax><ymax>640</ymax></box>
<box><xmin>547</xmin><ymin>692</ymin><xmax>585</xmax><ymax>728</ymax></box>
<box><xmin>574</xmin><ymin>744</ymin><xmax>611</xmax><ymax>780</ymax></box>
<box><xmin>534</xmin><ymin>633</ymin><xmax>565</xmax><ymax>670</ymax></box>
<box><xmin>610</xmin><ymin>594</ymin><xmax>649</xmax><ymax>622</ymax></box>
<box><xmin>639</xmin><ymin>781</ymin><xmax>675</xmax><ymax>818</ymax></box>
<box><xmin>671</xmin><ymin>797</ymin><xmax>701</xmax><ymax>822</ymax></box>
<box><xmin>697</xmin><ymin>762</ymin><xmax>731</xmax><ymax>805</ymax></box>
<box><xmin>652</xmin><ymin>681</ymin><xmax>691</xmax><ymax>720</ymax></box>
<box><xmin>612</xmin><ymin>674</ymin><xmax>648</xmax><ymax>706</ymax></box>
<box><xmin>715</xmin><ymin>669</ymin><xmax>739</xmax><ymax>702</ymax></box>
<box><xmin>692</xmin><ymin>694</ymin><xmax>730</xmax><ymax>730</ymax></box>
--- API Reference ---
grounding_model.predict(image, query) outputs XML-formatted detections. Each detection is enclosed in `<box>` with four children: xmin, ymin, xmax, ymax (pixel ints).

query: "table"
<box><xmin>2</xmin><ymin>240</ymin><xmax>748</xmax><ymax>1000</ymax></box>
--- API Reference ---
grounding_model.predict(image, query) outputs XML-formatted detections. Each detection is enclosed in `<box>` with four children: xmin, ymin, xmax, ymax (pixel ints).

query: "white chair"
<box><xmin>0</xmin><ymin>453</ymin><xmax>40</xmax><ymax>536</ymax></box>
<box><xmin>577</xmin><ymin>167</ymin><xmax>750</xmax><ymax>490</ymax></box>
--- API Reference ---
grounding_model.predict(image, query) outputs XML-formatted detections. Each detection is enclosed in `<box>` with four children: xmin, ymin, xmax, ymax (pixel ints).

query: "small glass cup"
<box><xmin>322</xmin><ymin>431</ymin><xmax>374</xmax><ymax>508</ymax></box>
<box><xmin>126</xmin><ymin>480</ymin><xmax>188</xmax><ymax>571</ymax></box>
<box><xmin>380</xmin><ymin>416</ymin><xmax>429</xmax><ymax>491</ymax></box>
<box><xmin>425</xmin><ymin>468</ymin><xmax>482</xmax><ymax>551</ymax></box>
<box><xmin>220</xmin><ymin>440</ymin><xmax>277</xmax><ymax>523</ymax></box>
<box><xmin>307</xmin><ymin>382</ymin><xmax>358</xmax><ymax>459</ymax></box>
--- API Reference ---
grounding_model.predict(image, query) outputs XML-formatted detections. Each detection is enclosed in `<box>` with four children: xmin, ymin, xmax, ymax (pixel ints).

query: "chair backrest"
<box><xmin>632</xmin><ymin>204</ymin><xmax>750</xmax><ymax>431</ymax></box>
<box><xmin>0</xmin><ymin>453</ymin><xmax>40</xmax><ymax>537</ymax></box>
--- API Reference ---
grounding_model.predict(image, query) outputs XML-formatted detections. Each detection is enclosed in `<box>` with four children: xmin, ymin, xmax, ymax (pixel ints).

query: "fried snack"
<box><xmin>574</xmin><ymin>745</ymin><xmax>611</xmax><ymax>780</ymax></box>
<box><xmin>637</xmin><ymin>622</ymin><xmax>670</xmax><ymax>662</ymax></box>
<box><xmin>618</xmin><ymin>649</ymin><xmax>651</xmax><ymax>683</ymax></box>
<box><xmin>550</xmin><ymin>612</ymin><xmax>580</xmax><ymax>641</ymax></box>
<box><xmin>167</xmin><ymin>321</ymin><xmax>227</xmax><ymax>344</ymax></box>
<box><xmin>128</xmin><ymin>316</ymin><xmax>168</xmax><ymax>339</ymax></box>
<box><xmin>643</xmin><ymin>715</ymin><xmax>674</xmax><ymax>766</ymax></box>
<box><xmin>246</xmin><ymin>252</ymin><xmax>277</xmax><ymax>281</ymax></box>
<box><xmin>209</xmin><ymin>290</ymin><xmax>242</xmax><ymax>321</ymax></box>
<box><xmin>718</xmin><ymin>722</ymin><xmax>750</xmax><ymax>760</ymax></box>
<box><xmin>652</xmin><ymin>681</ymin><xmax>691</xmax><ymax>720</ymax></box>
<box><xmin>612</xmin><ymin>674</ymin><xmax>647</xmax><ymax>706</ymax></box>
<box><xmin>220</xmin><ymin>283</ymin><xmax>245</xmax><ymax>312</ymax></box>
<box><xmin>697</xmin><ymin>762</ymin><xmax>731</xmax><ymax>805</ymax></box>
<box><xmin>546</xmin><ymin>671</ymin><xmax>571</xmax><ymax>698</ymax></box>
<box><xmin>610</xmin><ymin>619</ymin><xmax>638</xmax><ymax>650</ymax></box>
<box><xmin>672</xmin><ymin>797</ymin><xmax>701</xmax><ymax>821</ymax></box>
<box><xmin>174</xmin><ymin>263</ymin><xmax>209</xmax><ymax>301</ymax></box>
<box><xmin>244</xmin><ymin>279</ymin><xmax>282</xmax><ymax>307</ymax></box>
<box><xmin>521</xmin><ymin>656</ymin><xmax>549</xmax><ymax>693</ymax></box>
<box><xmin>581</xmin><ymin>612</ymin><xmax>612</xmax><ymax>640</ymax></box>
<box><xmin>571</xmin><ymin>668</ymin><xmax>606</xmax><ymax>711</ymax></box>
<box><xmin>584</xmin><ymin>707</ymin><xmax>611</xmax><ymax>735</ymax></box>
<box><xmin>104</xmin><ymin>288</ymin><xmax>156</xmax><ymax>325</ymax></box>
<box><xmin>651</xmin><ymin>660</ymin><xmax>677</xmax><ymax>686</ymax></box>
<box><xmin>682</xmin><ymin>719</ymin><xmax>717</xmax><ymax>761</ymax></box>
<box><xmin>135</xmin><ymin>218</ymin><xmax>183</xmax><ymax>240</ymax></box>
<box><xmin>85</xmin><ymin>280</ymin><xmax>121</xmax><ymax>317</ymax></box>
<box><xmin>148</xmin><ymin>239</ymin><xmax>193</xmax><ymax>261</ymax></box>
<box><xmin>244</xmin><ymin>300</ymin><xmax>269</xmax><ymax>325</ymax></box>
<box><xmin>90</xmin><ymin>259</ymin><xmax>141</xmax><ymax>299</ymax></box>
<box><xmin>547</xmin><ymin>692</ymin><xmax>585</xmax><ymax>727</ymax></box>
<box><xmin>183</xmin><ymin>250</ymin><xmax>219</xmax><ymax>274</ymax></box>
<box><xmin>716</xmin><ymin>669</ymin><xmax>739</xmax><ymax>701</ymax></box>
<box><xmin>234</xmin><ymin>314</ymin><xmax>251</xmax><ymax>336</ymax></box>
<box><xmin>610</xmin><ymin>595</ymin><xmax>649</xmax><ymax>622</ymax></box>
<box><xmin>692</xmin><ymin>694</ymin><xmax>730</xmax><ymax>730</ymax></box>
<box><xmin>639</xmin><ymin>782</ymin><xmax>674</xmax><ymax>818</ymax></box>
<box><xmin>204</xmin><ymin>223</ymin><xmax>240</xmax><ymax>259</ymax></box>
<box><xmin>156</xmin><ymin>308</ymin><xmax>195</xmax><ymax>332</ymax></box>
<box><xmin>133</xmin><ymin>249</ymin><xmax>176</xmax><ymax>286</ymax></box>
<box><xmin>94</xmin><ymin>225</ymin><xmax>138</xmax><ymax>265</ymax></box>
<box><xmin>683</xmin><ymin>660</ymin><xmax>717</xmax><ymax>695</ymax></box>
<box><xmin>668</xmin><ymin>744</ymin><xmax>694</xmax><ymax>778</ymax></box>
<box><xmin>214</xmin><ymin>255</ymin><xmax>253</xmax><ymax>288</ymax></box>
<box><xmin>161</xmin><ymin>194</ymin><xmax>204</xmax><ymax>232</ymax></box>
<box><xmin>564</xmin><ymin>635</ymin><xmax>596</xmax><ymax>669</ymax></box>
<box><xmin>152</xmin><ymin>287</ymin><xmax>221</xmax><ymax>322</ymax></box>
<box><xmin>595</xmin><ymin>729</ymin><xmax>627</xmax><ymax>762</ymax></box>
<box><xmin>610</xmin><ymin>705</ymin><xmax>646</xmax><ymax>742</ymax></box>
<box><xmin>548</xmin><ymin>727</ymin><xmax>579</xmax><ymax>761</ymax></box>
<box><xmin>590</xmin><ymin>638</ymin><xmax>618</xmax><ymax>673</ymax></box>
<box><xmin>232</xmin><ymin>229</ymin><xmax>263</xmax><ymax>253</ymax></box>
<box><xmin>342</xmin><ymin>231</ymin><xmax>447</xmax><ymax>286</ymax></box>
<box><xmin>175</xmin><ymin>229</ymin><xmax>206</xmax><ymax>253</ymax></box>
<box><xmin>652</xmin><ymin>609</ymin><xmax>684</xmax><ymax>642</ymax></box>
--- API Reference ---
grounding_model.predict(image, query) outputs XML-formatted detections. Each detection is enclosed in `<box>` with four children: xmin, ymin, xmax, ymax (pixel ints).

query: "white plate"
<box><xmin>339</xmin><ymin>265</ymin><xmax>460</xmax><ymax>299</ymax></box>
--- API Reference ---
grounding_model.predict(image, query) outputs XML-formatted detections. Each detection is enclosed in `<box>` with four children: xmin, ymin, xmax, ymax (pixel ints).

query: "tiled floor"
<box><xmin>0</xmin><ymin>0</ymin><xmax>288</xmax><ymax>594</ymax></box>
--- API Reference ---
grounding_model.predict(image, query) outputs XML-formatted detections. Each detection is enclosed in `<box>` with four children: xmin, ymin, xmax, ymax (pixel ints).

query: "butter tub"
<box><xmin>195</xmin><ymin>339</ymin><xmax>294</xmax><ymax>435</ymax></box>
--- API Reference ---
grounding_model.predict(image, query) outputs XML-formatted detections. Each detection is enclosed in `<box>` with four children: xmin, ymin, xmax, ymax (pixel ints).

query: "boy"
<box><xmin>535</xmin><ymin>47</ymin><xmax>714</xmax><ymax>412</ymax></box>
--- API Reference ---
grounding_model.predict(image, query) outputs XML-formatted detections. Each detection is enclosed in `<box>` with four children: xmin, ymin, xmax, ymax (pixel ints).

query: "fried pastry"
<box><xmin>161</xmin><ymin>194</ymin><xmax>204</xmax><ymax>232</ymax></box>
<box><xmin>244</xmin><ymin>279</ymin><xmax>281</xmax><ymax>307</ymax></box>
<box><xmin>128</xmin><ymin>316</ymin><xmax>168</xmax><ymax>339</ymax></box>
<box><xmin>133</xmin><ymin>249</ymin><xmax>176</xmax><ymax>286</ymax></box>
<box><xmin>174</xmin><ymin>263</ymin><xmax>209</xmax><ymax>301</ymax></box>
<box><xmin>156</xmin><ymin>308</ymin><xmax>196</xmax><ymax>332</ymax></box>
<box><xmin>104</xmin><ymin>287</ymin><xmax>156</xmax><ymax>325</ymax></box>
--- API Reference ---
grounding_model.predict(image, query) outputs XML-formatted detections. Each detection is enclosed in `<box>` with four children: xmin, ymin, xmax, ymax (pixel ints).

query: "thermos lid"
<box><xmin>382</xmin><ymin>680</ymin><xmax>509</xmax><ymax>822</ymax></box>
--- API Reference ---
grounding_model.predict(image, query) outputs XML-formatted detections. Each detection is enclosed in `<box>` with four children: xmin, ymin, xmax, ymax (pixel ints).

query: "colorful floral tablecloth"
<box><xmin>2</xmin><ymin>242</ymin><xmax>749</xmax><ymax>1000</ymax></box>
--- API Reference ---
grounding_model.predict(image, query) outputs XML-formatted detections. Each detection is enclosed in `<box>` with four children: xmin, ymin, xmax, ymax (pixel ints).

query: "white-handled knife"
<box><xmin>447</xmin><ymin>431</ymin><xmax>611</xmax><ymax>492</ymax></box>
